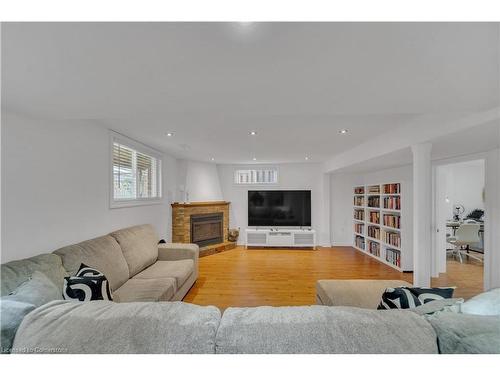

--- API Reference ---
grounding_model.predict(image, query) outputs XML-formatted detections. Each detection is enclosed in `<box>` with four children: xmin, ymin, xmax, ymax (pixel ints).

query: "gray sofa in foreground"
<box><xmin>12</xmin><ymin>299</ymin><xmax>499</xmax><ymax>354</ymax></box>
<box><xmin>12</xmin><ymin>300</ymin><xmax>439</xmax><ymax>354</ymax></box>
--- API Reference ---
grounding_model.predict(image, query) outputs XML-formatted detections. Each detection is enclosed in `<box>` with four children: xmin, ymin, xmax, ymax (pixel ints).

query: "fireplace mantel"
<box><xmin>171</xmin><ymin>201</ymin><xmax>230</xmax><ymax>208</ymax></box>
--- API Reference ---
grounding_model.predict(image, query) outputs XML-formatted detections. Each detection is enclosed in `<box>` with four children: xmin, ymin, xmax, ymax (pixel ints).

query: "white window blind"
<box><xmin>111</xmin><ymin>134</ymin><xmax>162</xmax><ymax>207</ymax></box>
<box><xmin>234</xmin><ymin>169</ymin><xmax>278</xmax><ymax>184</ymax></box>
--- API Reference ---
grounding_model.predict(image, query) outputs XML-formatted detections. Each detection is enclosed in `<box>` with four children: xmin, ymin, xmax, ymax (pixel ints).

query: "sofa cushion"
<box><xmin>1</xmin><ymin>271</ymin><xmax>61</xmax><ymax>354</ymax></box>
<box><xmin>215</xmin><ymin>305</ymin><xmax>438</xmax><ymax>354</ymax></box>
<box><xmin>133</xmin><ymin>260</ymin><xmax>194</xmax><ymax>291</ymax></box>
<box><xmin>460</xmin><ymin>288</ymin><xmax>500</xmax><ymax>316</ymax></box>
<box><xmin>1</xmin><ymin>253</ymin><xmax>66</xmax><ymax>296</ymax></box>
<box><xmin>54</xmin><ymin>235</ymin><xmax>130</xmax><ymax>292</ymax></box>
<box><xmin>426</xmin><ymin>312</ymin><xmax>500</xmax><ymax>354</ymax></box>
<box><xmin>316</xmin><ymin>279</ymin><xmax>412</xmax><ymax>308</ymax></box>
<box><xmin>113</xmin><ymin>278</ymin><xmax>175</xmax><ymax>302</ymax></box>
<box><xmin>0</xmin><ymin>300</ymin><xmax>35</xmax><ymax>354</ymax></box>
<box><xmin>12</xmin><ymin>300</ymin><xmax>221</xmax><ymax>354</ymax></box>
<box><xmin>5</xmin><ymin>271</ymin><xmax>61</xmax><ymax>306</ymax></box>
<box><xmin>109</xmin><ymin>224</ymin><xmax>159</xmax><ymax>277</ymax></box>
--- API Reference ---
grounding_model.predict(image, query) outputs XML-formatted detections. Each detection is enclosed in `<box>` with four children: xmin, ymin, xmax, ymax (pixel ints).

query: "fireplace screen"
<box><xmin>190</xmin><ymin>213</ymin><xmax>224</xmax><ymax>247</ymax></box>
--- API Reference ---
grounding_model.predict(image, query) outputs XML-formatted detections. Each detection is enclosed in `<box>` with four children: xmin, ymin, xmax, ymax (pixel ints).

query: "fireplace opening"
<box><xmin>190</xmin><ymin>213</ymin><xmax>224</xmax><ymax>247</ymax></box>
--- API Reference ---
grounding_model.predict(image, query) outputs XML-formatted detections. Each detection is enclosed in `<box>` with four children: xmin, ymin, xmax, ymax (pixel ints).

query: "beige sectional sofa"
<box><xmin>3</xmin><ymin>227</ymin><xmax>499</xmax><ymax>354</ymax></box>
<box><xmin>53</xmin><ymin>224</ymin><xmax>198</xmax><ymax>302</ymax></box>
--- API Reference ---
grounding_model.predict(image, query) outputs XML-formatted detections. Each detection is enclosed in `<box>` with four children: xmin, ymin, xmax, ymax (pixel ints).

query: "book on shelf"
<box><xmin>369</xmin><ymin>211</ymin><xmax>380</xmax><ymax>224</ymax></box>
<box><xmin>354</xmin><ymin>235</ymin><xmax>365</xmax><ymax>250</ymax></box>
<box><xmin>354</xmin><ymin>223</ymin><xmax>364</xmax><ymax>234</ymax></box>
<box><xmin>354</xmin><ymin>186</ymin><xmax>365</xmax><ymax>194</ymax></box>
<box><xmin>383</xmin><ymin>214</ymin><xmax>400</xmax><ymax>229</ymax></box>
<box><xmin>354</xmin><ymin>196</ymin><xmax>365</xmax><ymax>206</ymax></box>
<box><xmin>367</xmin><ymin>225</ymin><xmax>380</xmax><ymax>239</ymax></box>
<box><xmin>367</xmin><ymin>196</ymin><xmax>380</xmax><ymax>207</ymax></box>
<box><xmin>384</xmin><ymin>231</ymin><xmax>401</xmax><ymax>248</ymax></box>
<box><xmin>354</xmin><ymin>209</ymin><xmax>365</xmax><ymax>221</ymax></box>
<box><xmin>367</xmin><ymin>185</ymin><xmax>380</xmax><ymax>194</ymax></box>
<box><xmin>383</xmin><ymin>196</ymin><xmax>401</xmax><ymax>210</ymax></box>
<box><xmin>368</xmin><ymin>240</ymin><xmax>380</xmax><ymax>257</ymax></box>
<box><xmin>383</xmin><ymin>183</ymin><xmax>401</xmax><ymax>194</ymax></box>
<box><xmin>386</xmin><ymin>248</ymin><xmax>401</xmax><ymax>267</ymax></box>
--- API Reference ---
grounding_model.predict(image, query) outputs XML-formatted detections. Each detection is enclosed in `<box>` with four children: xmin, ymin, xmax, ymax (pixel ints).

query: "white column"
<box><xmin>412</xmin><ymin>143</ymin><xmax>433</xmax><ymax>287</ymax></box>
<box><xmin>321</xmin><ymin>173</ymin><xmax>331</xmax><ymax>247</ymax></box>
<box><xmin>484</xmin><ymin>125</ymin><xmax>500</xmax><ymax>290</ymax></box>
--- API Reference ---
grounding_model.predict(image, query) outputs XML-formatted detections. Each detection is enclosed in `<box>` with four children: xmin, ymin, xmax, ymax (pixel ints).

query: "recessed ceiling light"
<box><xmin>252</xmin><ymin>157</ymin><xmax>257</xmax><ymax>161</ymax></box>
<box><xmin>249</xmin><ymin>131</ymin><xmax>257</xmax><ymax>136</ymax></box>
<box><xmin>339</xmin><ymin>129</ymin><xmax>348</xmax><ymax>134</ymax></box>
<box><xmin>305</xmin><ymin>156</ymin><xmax>309</xmax><ymax>160</ymax></box>
<box><xmin>210</xmin><ymin>157</ymin><xmax>215</xmax><ymax>161</ymax></box>
<box><xmin>166</xmin><ymin>132</ymin><xmax>174</xmax><ymax>137</ymax></box>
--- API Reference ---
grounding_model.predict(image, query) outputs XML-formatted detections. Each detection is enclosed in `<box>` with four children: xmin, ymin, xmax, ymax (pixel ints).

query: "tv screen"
<box><xmin>248</xmin><ymin>190</ymin><xmax>311</xmax><ymax>227</ymax></box>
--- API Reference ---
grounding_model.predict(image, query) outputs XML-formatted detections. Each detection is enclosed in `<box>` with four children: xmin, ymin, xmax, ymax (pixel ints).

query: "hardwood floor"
<box><xmin>183</xmin><ymin>246</ymin><xmax>409</xmax><ymax>309</ymax></box>
<box><xmin>184</xmin><ymin>246</ymin><xmax>483</xmax><ymax>309</ymax></box>
<box><xmin>431</xmin><ymin>256</ymin><xmax>484</xmax><ymax>300</ymax></box>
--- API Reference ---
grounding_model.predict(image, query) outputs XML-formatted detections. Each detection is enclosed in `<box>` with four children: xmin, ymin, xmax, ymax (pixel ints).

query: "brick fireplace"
<box><xmin>171</xmin><ymin>201</ymin><xmax>235</xmax><ymax>256</ymax></box>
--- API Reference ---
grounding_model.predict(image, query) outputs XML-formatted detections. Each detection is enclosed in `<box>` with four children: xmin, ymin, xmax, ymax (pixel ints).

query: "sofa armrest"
<box><xmin>158</xmin><ymin>243</ymin><xmax>199</xmax><ymax>272</ymax></box>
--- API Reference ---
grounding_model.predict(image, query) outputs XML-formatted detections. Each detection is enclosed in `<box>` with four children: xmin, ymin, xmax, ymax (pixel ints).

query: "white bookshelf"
<box><xmin>353</xmin><ymin>183</ymin><xmax>406</xmax><ymax>271</ymax></box>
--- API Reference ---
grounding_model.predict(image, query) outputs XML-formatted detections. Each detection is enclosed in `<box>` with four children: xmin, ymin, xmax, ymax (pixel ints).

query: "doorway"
<box><xmin>432</xmin><ymin>159</ymin><xmax>485</xmax><ymax>299</ymax></box>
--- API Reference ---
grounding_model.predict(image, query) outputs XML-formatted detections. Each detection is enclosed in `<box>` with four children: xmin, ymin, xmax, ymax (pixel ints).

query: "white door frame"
<box><xmin>431</xmin><ymin>152</ymin><xmax>487</xmax><ymax>288</ymax></box>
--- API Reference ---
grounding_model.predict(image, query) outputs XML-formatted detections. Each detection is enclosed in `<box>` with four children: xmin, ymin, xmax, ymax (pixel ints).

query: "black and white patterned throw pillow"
<box><xmin>63</xmin><ymin>263</ymin><xmax>113</xmax><ymax>302</ymax></box>
<box><xmin>377</xmin><ymin>286</ymin><xmax>454</xmax><ymax>310</ymax></box>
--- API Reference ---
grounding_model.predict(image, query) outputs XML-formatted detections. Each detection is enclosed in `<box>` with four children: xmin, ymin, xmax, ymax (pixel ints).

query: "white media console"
<box><xmin>245</xmin><ymin>228</ymin><xmax>316</xmax><ymax>248</ymax></box>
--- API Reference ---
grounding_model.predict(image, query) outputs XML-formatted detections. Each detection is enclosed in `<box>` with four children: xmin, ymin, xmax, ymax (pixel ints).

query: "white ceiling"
<box><xmin>332</xmin><ymin>119</ymin><xmax>500</xmax><ymax>174</ymax></box>
<box><xmin>2</xmin><ymin>22</ymin><xmax>499</xmax><ymax>163</ymax></box>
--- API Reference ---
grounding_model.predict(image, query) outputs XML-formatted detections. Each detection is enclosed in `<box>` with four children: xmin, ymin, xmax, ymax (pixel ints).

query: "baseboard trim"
<box><xmin>331</xmin><ymin>242</ymin><xmax>354</xmax><ymax>247</ymax></box>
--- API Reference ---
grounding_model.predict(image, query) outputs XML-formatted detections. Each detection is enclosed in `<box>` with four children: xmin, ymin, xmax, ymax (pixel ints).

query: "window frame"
<box><xmin>109</xmin><ymin>131</ymin><xmax>163</xmax><ymax>209</ymax></box>
<box><xmin>233</xmin><ymin>167</ymin><xmax>279</xmax><ymax>186</ymax></box>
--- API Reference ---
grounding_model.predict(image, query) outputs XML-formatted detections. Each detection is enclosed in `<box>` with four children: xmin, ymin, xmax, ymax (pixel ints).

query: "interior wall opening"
<box><xmin>432</xmin><ymin>158</ymin><xmax>485</xmax><ymax>299</ymax></box>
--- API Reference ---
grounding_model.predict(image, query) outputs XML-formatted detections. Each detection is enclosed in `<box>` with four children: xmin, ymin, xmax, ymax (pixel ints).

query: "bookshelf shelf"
<box><xmin>383</xmin><ymin>242</ymin><xmax>401</xmax><ymax>251</ymax></box>
<box><xmin>382</xmin><ymin>225</ymin><xmax>401</xmax><ymax>232</ymax></box>
<box><xmin>381</xmin><ymin>208</ymin><xmax>400</xmax><ymax>213</ymax></box>
<box><xmin>353</xmin><ymin>182</ymin><xmax>404</xmax><ymax>271</ymax></box>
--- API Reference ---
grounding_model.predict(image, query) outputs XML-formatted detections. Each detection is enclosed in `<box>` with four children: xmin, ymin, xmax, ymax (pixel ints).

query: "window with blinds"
<box><xmin>111</xmin><ymin>135</ymin><xmax>161</xmax><ymax>206</ymax></box>
<box><xmin>234</xmin><ymin>169</ymin><xmax>278</xmax><ymax>184</ymax></box>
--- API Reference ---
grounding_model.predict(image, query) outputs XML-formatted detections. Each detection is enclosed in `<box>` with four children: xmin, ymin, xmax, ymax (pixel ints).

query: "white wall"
<box><xmin>176</xmin><ymin>160</ymin><xmax>223</xmax><ymax>202</ymax></box>
<box><xmin>1</xmin><ymin>112</ymin><xmax>178</xmax><ymax>263</ymax></box>
<box><xmin>330</xmin><ymin>165</ymin><xmax>414</xmax><ymax>270</ymax></box>
<box><xmin>439</xmin><ymin>160</ymin><xmax>485</xmax><ymax>218</ymax></box>
<box><xmin>217</xmin><ymin>163</ymin><xmax>331</xmax><ymax>246</ymax></box>
<box><xmin>484</xmin><ymin>143</ymin><xmax>500</xmax><ymax>290</ymax></box>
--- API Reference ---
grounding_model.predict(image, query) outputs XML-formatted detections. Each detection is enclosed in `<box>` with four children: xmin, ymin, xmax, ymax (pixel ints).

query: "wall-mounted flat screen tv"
<box><xmin>248</xmin><ymin>190</ymin><xmax>311</xmax><ymax>227</ymax></box>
